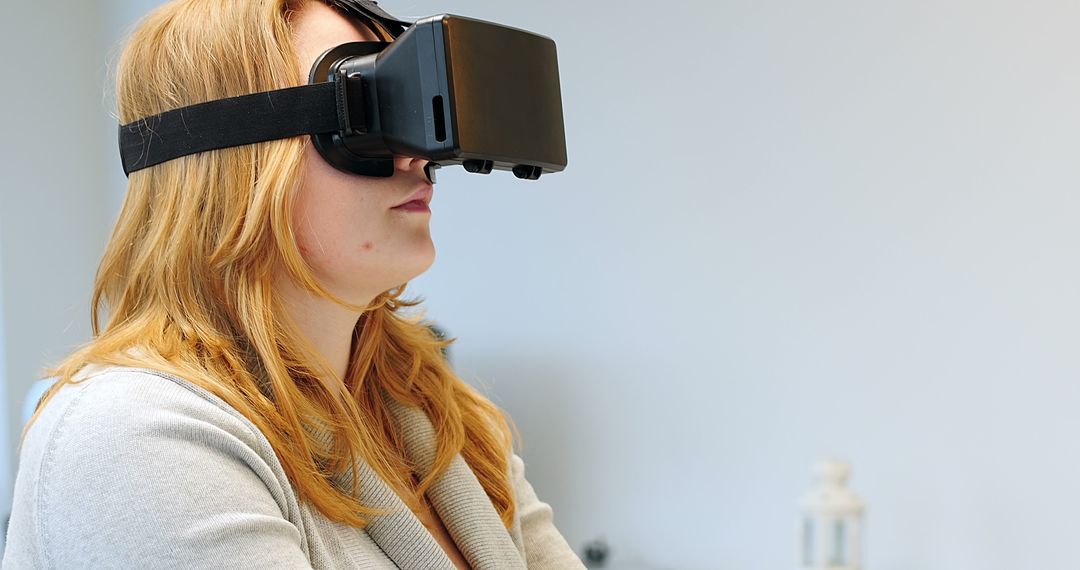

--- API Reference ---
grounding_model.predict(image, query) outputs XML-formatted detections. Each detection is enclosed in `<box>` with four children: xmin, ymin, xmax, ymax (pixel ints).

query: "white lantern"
<box><xmin>799</xmin><ymin>459</ymin><xmax>864</xmax><ymax>570</ymax></box>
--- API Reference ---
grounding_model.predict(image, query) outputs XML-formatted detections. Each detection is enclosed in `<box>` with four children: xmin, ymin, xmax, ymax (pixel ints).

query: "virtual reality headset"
<box><xmin>118</xmin><ymin>0</ymin><xmax>567</xmax><ymax>184</ymax></box>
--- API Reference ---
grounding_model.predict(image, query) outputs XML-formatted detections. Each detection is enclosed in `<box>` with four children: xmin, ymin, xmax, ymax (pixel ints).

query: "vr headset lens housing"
<box><xmin>118</xmin><ymin>10</ymin><xmax>567</xmax><ymax>182</ymax></box>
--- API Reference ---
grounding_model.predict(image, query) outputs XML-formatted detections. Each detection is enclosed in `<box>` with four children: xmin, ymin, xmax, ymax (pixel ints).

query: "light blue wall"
<box><xmin>5</xmin><ymin>0</ymin><xmax>1080</xmax><ymax>567</ymax></box>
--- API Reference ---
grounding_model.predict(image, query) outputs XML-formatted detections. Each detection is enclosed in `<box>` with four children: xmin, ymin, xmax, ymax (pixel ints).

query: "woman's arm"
<box><xmin>509</xmin><ymin>452</ymin><xmax>587</xmax><ymax>569</ymax></box>
<box><xmin>16</xmin><ymin>371</ymin><xmax>315</xmax><ymax>570</ymax></box>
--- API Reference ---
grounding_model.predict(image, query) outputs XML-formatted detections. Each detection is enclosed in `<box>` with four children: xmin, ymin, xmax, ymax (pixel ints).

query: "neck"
<box><xmin>271</xmin><ymin>270</ymin><xmax>370</xmax><ymax>384</ymax></box>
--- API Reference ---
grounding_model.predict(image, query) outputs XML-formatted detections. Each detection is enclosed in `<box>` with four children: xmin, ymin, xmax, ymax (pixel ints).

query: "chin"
<box><xmin>380</xmin><ymin>245</ymin><xmax>437</xmax><ymax>291</ymax></box>
<box><xmin>404</xmin><ymin>247</ymin><xmax>437</xmax><ymax>281</ymax></box>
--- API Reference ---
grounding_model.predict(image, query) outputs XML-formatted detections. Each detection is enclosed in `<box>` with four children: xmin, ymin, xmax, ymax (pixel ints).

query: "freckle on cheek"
<box><xmin>362</xmin><ymin>241</ymin><xmax>375</xmax><ymax>252</ymax></box>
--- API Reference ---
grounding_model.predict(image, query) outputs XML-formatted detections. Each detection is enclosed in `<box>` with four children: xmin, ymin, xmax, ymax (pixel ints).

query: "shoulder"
<box><xmin>30</xmin><ymin>365</ymin><xmax>293</xmax><ymax>498</ymax></box>
<box><xmin>36</xmin><ymin>365</ymin><xmax>260</xmax><ymax>438</ymax></box>
<box><xmin>26</xmin><ymin>366</ymin><xmax>282</xmax><ymax>477</ymax></box>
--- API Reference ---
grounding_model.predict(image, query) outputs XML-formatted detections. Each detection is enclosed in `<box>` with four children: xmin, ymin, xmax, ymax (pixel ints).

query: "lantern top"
<box><xmin>800</xmin><ymin>459</ymin><xmax>865</xmax><ymax>515</ymax></box>
<box><xmin>816</xmin><ymin>459</ymin><xmax>850</xmax><ymax>485</ymax></box>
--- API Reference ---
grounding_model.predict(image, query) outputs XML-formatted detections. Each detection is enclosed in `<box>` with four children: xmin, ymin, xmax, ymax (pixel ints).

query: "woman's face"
<box><xmin>289</xmin><ymin>2</ymin><xmax>435</xmax><ymax>303</ymax></box>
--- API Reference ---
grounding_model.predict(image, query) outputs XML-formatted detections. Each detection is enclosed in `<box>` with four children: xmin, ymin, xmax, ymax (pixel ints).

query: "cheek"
<box><xmin>294</xmin><ymin>201</ymin><xmax>381</xmax><ymax>270</ymax></box>
<box><xmin>294</xmin><ymin>151</ymin><xmax>385</xmax><ymax>272</ymax></box>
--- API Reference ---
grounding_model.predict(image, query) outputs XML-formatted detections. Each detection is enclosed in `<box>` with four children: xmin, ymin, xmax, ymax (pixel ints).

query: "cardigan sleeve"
<box><xmin>509</xmin><ymin>452</ymin><xmax>587</xmax><ymax>569</ymax></box>
<box><xmin>18</xmin><ymin>371</ymin><xmax>315</xmax><ymax>570</ymax></box>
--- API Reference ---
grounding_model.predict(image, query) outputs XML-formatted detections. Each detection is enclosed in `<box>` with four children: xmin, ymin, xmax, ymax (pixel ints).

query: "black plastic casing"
<box><xmin>309</xmin><ymin>14</ymin><xmax>567</xmax><ymax>179</ymax></box>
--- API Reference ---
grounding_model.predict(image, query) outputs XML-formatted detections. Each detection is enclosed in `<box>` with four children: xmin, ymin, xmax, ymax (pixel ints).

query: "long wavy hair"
<box><xmin>23</xmin><ymin>0</ymin><xmax>518</xmax><ymax>529</ymax></box>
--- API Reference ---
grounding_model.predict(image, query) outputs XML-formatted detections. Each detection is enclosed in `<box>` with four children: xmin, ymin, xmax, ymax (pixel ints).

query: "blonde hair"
<box><xmin>24</xmin><ymin>0</ymin><xmax>518</xmax><ymax>529</ymax></box>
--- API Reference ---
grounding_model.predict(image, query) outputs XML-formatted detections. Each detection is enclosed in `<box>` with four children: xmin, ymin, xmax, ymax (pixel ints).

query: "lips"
<box><xmin>392</xmin><ymin>185</ymin><xmax>433</xmax><ymax>208</ymax></box>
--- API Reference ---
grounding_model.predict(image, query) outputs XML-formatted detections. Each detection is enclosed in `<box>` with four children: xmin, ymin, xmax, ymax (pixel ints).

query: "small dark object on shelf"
<box><xmin>583</xmin><ymin>537</ymin><xmax>610</xmax><ymax>568</ymax></box>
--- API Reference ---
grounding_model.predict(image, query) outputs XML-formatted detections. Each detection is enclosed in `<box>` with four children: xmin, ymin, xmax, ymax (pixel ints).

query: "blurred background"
<box><xmin>4</xmin><ymin>0</ymin><xmax>1080</xmax><ymax>568</ymax></box>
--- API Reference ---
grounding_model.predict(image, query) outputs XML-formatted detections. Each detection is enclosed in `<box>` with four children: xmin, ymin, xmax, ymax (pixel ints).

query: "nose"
<box><xmin>395</xmin><ymin>155</ymin><xmax>439</xmax><ymax>184</ymax></box>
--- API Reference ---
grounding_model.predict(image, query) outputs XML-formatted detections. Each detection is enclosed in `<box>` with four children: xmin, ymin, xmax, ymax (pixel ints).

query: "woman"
<box><xmin>1</xmin><ymin>1</ymin><xmax>584</xmax><ymax>568</ymax></box>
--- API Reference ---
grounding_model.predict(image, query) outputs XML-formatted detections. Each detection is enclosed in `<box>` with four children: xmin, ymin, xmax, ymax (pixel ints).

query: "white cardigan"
<box><xmin>2</xmin><ymin>365</ymin><xmax>585</xmax><ymax>569</ymax></box>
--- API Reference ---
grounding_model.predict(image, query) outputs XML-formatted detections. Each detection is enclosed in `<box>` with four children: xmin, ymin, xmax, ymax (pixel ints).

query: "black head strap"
<box><xmin>119</xmin><ymin>80</ymin><xmax>351</xmax><ymax>175</ymax></box>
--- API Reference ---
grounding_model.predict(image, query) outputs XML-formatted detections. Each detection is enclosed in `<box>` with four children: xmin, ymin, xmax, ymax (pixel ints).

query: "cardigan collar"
<box><xmin>308</xmin><ymin>395</ymin><xmax>526</xmax><ymax>570</ymax></box>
